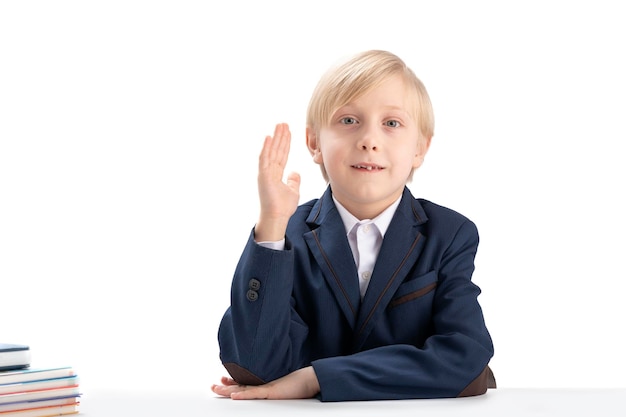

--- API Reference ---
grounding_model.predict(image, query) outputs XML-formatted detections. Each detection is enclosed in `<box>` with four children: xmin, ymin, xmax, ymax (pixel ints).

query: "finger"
<box><xmin>274</xmin><ymin>123</ymin><xmax>291</xmax><ymax>168</ymax></box>
<box><xmin>258</xmin><ymin>135</ymin><xmax>273</xmax><ymax>168</ymax></box>
<box><xmin>211</xmin><ymin>383</ymin><xmax>246</xmax><ymax>397</ymax></box>
<box><xmin>211</xmin><ymin>384</ymin><xmax>231</xmax><ymax>397</ymax></box>
<box><xmin>265</xmin><ymin>123</ymin><xmax>289</xmax><ymax>168</ymax></box>
<box><xmin>259</xmin><ymin>124</ymin><xmax>291</xmax><ymax>181</ymax></box>
<box><xmin>261</xmin><ymin>124</ymin><xmax>280</xmax><ymax>166</ymax></box>
<box><xmin>220</xmin><ymin>376</ymin><xmax>238</xmax><ymax>386</ymax></box>
<box><xmin>286</xmin><ymin>171</ymin><xmax>301</xmax><ymax>193</ymax></box>
<box><xmin>230</xmin><ymin>386</ymin><xmax>270</xmax><ymax>400</ymax></box>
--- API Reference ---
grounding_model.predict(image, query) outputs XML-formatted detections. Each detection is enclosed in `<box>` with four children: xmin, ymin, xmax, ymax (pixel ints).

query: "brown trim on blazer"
<box><xmin>389</xmin><ymin>282</ymin><xmax>438</xmax><ymax>308</ymax></box>
<box><xmin>223</xmin><ymin>362</ymin><xmax>266</xmax><ymax>386</ymax></box>
<box><xmin>311</xmin><ymin>229</ymin><xmax>357</xmax><ymax>317</ymax></box>
<box><xmin>458</xmin><ymin>365</ymin><xmax>497</xmax><ymax>397</ymax></box>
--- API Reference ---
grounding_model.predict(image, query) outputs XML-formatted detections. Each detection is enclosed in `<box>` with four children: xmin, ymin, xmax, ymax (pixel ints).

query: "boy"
<box><xmin>212</xmin><ymin>50</ymin><xmax>495</xmax><ymax>401</ymax></box>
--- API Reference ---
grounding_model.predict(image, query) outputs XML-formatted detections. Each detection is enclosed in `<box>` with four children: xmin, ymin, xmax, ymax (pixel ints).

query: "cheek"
<box><xmin>388</xmin><ymin>148</ymin><xmax>420</xmax><ymax>173</ymax></box>
<box><xmin>320</xmin><ymin>146</ymin><xmax>347</xmax><ymax>173</ymax></box>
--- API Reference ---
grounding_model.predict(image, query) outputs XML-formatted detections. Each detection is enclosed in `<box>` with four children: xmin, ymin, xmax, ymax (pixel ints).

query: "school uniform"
<box><xmin>218</xmin><ymin>186</ymin><xmax>495</xmax><ymax>401</ymax></box>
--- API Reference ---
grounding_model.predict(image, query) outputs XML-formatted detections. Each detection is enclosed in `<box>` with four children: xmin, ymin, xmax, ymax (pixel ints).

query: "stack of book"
<box><xmin>0</xmin><ymin>344</ymin><xmax>80</xmax><ymax>417</ymax></box>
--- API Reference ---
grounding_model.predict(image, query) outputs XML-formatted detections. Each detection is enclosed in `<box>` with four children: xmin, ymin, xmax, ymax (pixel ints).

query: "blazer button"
<box><xmin>246</xmin><ymin>290</ymin><xmax>259</xmax><ymax>302</ymax></box>
<box><xmin>249</xmin><ymin>278</ymin><xmax>261</xmax><ymax>291</ymax></box>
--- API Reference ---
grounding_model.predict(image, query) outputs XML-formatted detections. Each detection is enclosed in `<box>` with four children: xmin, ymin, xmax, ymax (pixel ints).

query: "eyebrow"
<box><xmin>337</xmin><ymin>103</ymin><xmax>410</xmax><ymax>114</ymax></box>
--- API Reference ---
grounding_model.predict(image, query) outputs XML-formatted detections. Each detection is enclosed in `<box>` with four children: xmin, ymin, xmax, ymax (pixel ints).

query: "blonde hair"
<box><xmin>306</xmin><ymin>50</ymin><xmax>434</xmax><ymax>181</ymax></box>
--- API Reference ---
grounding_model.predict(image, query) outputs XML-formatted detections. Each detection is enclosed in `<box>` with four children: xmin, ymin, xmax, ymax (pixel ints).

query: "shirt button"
<box><xmin>363</xmin><ymin>224</ymin><xmax>371</xmax><ymax>233</ymax></box>
<box><xmin>246</xmin><ymin>290</ymin><xmax>259</xmax><ymax>302</ymax></box>
<box><xmin>362</xmin><ymin>271</ymin><xmax>371</xmax><ymax>280</ymax></box>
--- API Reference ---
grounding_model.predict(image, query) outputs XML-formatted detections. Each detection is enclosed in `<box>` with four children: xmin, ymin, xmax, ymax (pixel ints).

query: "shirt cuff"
<box><xmin>256</xmin><ymin>239</ymin><xmax>286</xmax><ymax>251</ymax></box>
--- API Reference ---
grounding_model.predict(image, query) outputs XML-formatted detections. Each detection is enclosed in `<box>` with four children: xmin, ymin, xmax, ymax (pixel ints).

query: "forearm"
<box><xmin>312</xmin><ymin>340</ymin><xmax>492</xmax><ymax>402</ymax></box>
<box><xmin>254</xmin><ymin>216</ymin><xmax>290</xmax><ymax>243</ymax></box>
<box><xmin>218</xmin><ymin>230</ymin><xmax>308</xmax><ymax>383</ymax></box>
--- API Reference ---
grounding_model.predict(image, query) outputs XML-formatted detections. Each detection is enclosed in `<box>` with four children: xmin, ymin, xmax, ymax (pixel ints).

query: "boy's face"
<box><xmin>307</xmin><ymin>74</ymin><xmax>430</xmax><ymax>220</ymax></box>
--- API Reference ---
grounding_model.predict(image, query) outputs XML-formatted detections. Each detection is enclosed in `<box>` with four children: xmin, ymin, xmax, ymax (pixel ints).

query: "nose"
<box><xmin>356</xmin><ymin>123</ymin><xmax>379</xmax><ymax>151</ymax></box>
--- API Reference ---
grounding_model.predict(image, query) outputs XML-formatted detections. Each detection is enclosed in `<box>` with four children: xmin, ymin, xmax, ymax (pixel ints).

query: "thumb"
<box><xmin>286</xmin><ymin>172</ymin><xmax>301</xmax><ymax>192</ymax></box>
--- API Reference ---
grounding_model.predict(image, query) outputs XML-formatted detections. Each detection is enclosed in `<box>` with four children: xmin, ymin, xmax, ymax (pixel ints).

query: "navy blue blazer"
<box><xmin>218</xmin><ymin>186</ymin><xmax>495</xmax><ymax>401</ymax></box>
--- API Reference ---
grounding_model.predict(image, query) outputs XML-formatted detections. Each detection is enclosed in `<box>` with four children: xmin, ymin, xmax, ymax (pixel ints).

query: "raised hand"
<box><xmin>254</xmin><ymin>123</ymin><xmax>301</xmax><ymax>242</ymax></box>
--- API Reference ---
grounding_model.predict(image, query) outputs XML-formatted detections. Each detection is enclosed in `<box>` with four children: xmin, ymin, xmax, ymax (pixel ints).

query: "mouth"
<box><xmin>351</xmin><ymin>163</ymin><xmax>384</xmax><ymax>171</ymax></box>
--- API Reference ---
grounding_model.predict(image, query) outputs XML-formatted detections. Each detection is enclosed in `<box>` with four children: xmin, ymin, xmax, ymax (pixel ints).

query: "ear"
<box><xmin>306</xmin><ymin>127</ymin><xmax>324</xmax><ymax>165</ymax></box>
<box><xmin>412</xmin><ymin>135</ymin><xmax>432</xmax><ymax>169</ymax></box>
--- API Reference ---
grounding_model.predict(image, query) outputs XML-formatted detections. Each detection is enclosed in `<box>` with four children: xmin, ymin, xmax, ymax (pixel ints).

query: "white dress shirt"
<box><xmin>333</xmin><ymin>196</ymin><xmax>401</xmax><ymax>298</ymax></box>
<box><xmin>256</xmin><ymin>195</ymin><xmax>402</xmax><ymax>299</ymax></box>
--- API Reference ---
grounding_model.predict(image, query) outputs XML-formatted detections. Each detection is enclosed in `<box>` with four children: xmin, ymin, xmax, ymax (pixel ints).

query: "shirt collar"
<box><xmin>333</xmin><ymin>195</ymin><xmax>402</xmax><ymax>238</ymax></box>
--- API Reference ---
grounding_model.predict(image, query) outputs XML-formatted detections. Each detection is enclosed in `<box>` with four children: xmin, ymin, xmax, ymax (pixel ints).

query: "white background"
<box><xmin>1</xmin><ymin>1</ymin><xmax>624</xmax><ymax>394</ymax></box>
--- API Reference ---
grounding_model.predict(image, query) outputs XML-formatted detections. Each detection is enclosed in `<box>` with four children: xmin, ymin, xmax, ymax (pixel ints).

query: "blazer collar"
<box><xmin>303</xmin><ymin>187</ymin><xmax>361</xmax><ymax>327</ymax></box>
<box><xmin>304</xmin><ymin>186</ymin><xmax>429</xmax><ymax>339</ymax></box>
<box><xmin>305</xmin><ymin>186</ymin><xmax>428</xmax><ymax>227</ymax></box>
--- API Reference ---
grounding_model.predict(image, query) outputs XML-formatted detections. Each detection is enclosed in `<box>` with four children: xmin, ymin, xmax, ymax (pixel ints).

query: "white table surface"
<box><xmin>80</xmin><ymin>388</ymin><xmax>626</xmax><ymax>417</ymax></box>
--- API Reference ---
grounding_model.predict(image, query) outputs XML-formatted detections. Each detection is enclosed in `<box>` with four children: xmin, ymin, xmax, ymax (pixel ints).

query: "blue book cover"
<box><xmin>0</xmin><ymin>344</ymin><xmax>31</xmax><ymax>371</ymax></box>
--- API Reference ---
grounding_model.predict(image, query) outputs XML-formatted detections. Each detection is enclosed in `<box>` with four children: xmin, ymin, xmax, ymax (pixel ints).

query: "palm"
<box><xmin>255</xmin><ymin>123</ymin><xmax>301</xmax><ymax>240</ymax></box>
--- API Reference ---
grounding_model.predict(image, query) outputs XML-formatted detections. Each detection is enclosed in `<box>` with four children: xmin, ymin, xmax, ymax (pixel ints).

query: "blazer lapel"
<box><xmin>303</xmin><ymin>187</ymin><xmax>361</xmax><ymax>329</ymax></box>
<box><xmin>353</xmin><ymin>187</ymin><xmax>428</xmax><ymax>350</ymax></box>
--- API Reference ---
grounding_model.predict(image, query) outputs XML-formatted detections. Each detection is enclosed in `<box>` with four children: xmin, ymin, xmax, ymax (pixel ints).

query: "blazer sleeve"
<box><xmin>311</xmin><ymin>220</ymin><xmax>495</xmax><ymax>401</ymax></box>
<box><xmin>217</xmin><ymin>229</ymin><xmax>309</xmax><ymax>384</ymax></box>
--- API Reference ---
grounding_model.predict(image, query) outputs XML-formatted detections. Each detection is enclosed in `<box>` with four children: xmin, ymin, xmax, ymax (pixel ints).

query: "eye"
<box><xmin>385</xmin><ymin>120</ymin><xmax>401</xmax><ymax>128</ymax></box>
<box><xmin>340</xmin><ymin>117</ymin><xmax>358</xmax><ymax>125</ymax></box>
